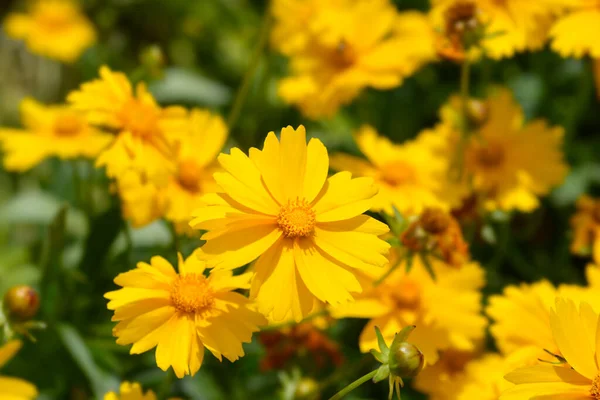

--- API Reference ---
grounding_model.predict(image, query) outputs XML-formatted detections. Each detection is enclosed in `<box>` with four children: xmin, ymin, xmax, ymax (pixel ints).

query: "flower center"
<box><xmin>118</xmin><ymin>99</ymin><xmax>160</xmax><ymax>138</ymax></box>
<box><xmin>170</xmin><ymin>274</ymin><xmax>215</xmax><ymax>315</ymax></box>
<box><xmin>591</xmin><ymin>374</ymin><xmax>600</xmax><ymax>399</ymax></box>
<box><xmin>277</xmin><ymin>198</ymin><xmax>316</xmax><ymax>238</ymax></box>
<box><xmin>330</xmin><ymin>40</ymin><xmax>356</xmax><ymax>70</ymax></box>
<box><xmin>177</xmin><ymin>159</ymin><xmax>202</xmax><ymax>192</ymax></box>
<box><xmin>35</xmin><ymin>4</ymin><xmax>76</xmax><ymax>32</ymax></box>
<box><xmin>475</xmin><ymin>144</ymin><xmax>505</xmax><ymax>168</ymax></box>
<box><xmin>390</xmin><ymin>279</ymin><xmax>421</xmax><ymax>310</ymax></box>
<box><xmin>54</xmin><ymin>113</ymin><xmax>83</xmax><ymax>136</ymax></box>
<box><xmin>381</xmin><ymin>161</ymin><xmax>416</xmax><ymax>186</ymax></box>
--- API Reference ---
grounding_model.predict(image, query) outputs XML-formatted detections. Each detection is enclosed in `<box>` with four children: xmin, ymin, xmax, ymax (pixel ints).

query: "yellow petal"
<box><xmin>500</xmin><ymin>382</ymin><xmax>591</xmax><ymax>400</ymax></box>
<box><xmin>279</xmin><ymin>125</ymin><xmax>307</xmax><ymax>200</ymax></box>
<box><xmin>155</xmin><ymin>314</ymin><xmax>194</xmax><ymax>378</ymax></box>
<box><xmin>303</xmin><ymin>138</ymin><xmax>329</xmax><ymax>202</ymax></box>
<box><xmin>0</xmin><ymin>340</ymin><xmax>22</xmax><ymax>368</ymax></box>
<box><xmin>504</xmin><ymin>365</ymin><xmax>591</xmax><ymax>385</ymax></box>
<box><xmin>314</xmin><ymin>227</ymin><xmax>389</xmax><ymax>269</ymax></box>
<box><xmin>313</xmin><ymin>172</ymin><xmax>378</xmax><ymax>222</ymax></box>
<box><xmin>0</xmin><ymin>376</ymin><xmax>38</xmax><ymax>399</ymax></box>
<box><xmin>249</xmin><ymin>132</ymin><xmax>286</xmax><ymax>204</ymax></box>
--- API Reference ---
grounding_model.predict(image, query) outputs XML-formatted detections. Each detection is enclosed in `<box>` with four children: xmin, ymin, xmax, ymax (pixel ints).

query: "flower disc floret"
<box><xmin>277</xmin><ymin>198</ymin><xmax>316</xmax><ymax>238</ymax></box>
<box><xmin>53</xmin><ymin>113</ymin><xmax>83</xmax><ymax>136</ymax></box>
<box><xmin>170</xmin><ymin>274</ymin><xmax>215</xmax><ymax>315</ymax></box>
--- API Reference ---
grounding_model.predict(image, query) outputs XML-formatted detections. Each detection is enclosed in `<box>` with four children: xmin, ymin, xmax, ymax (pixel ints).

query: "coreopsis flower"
<box><xmin>104</xmin><ymin>252</ymin><xmax>267</xmax><ymax>378</ymax></box>
<box><xmin>160</xmin><ymin>109</ymin><xmax>227</xmax><ymax>234</ymax></box>
<box><xmin>104</xmin><ymin>382</ymin><xmax>158</xmax><ymax>400</ymax></box>
<box><xmin>67</xmin><ymin>66</ymin><xmax>188</xmax><ymax>183</ymax></box>
<box><xmin>0</xmin><ymin>98</ymin><xmax>111</xmax><ymax>171</ymax></box>
<box><xmin>413</xmin><ymin>349</ymin><xmax>476</xmax><ymax>400</ymax></box>
<box><xmin>332</xmin><ymin>256</ymin><xmax>487</xmax><ymax>365</ymax></box>
<box><xmin>191</xmin><ymin>125</ymin><xmax>390</xmax><ymax>321</ymax></box>
<box><xmin>571</xmin><ymin>195</ymin><xmax>600</xmax><ymax>263</ymax></box>
<box><xmin>430</xmin><ymin>0</ymin><xmax>566</xmax><ymax>59</ymax></box>
<box><xmin>329</xmin><ymin>126</ymin><xmax>459</xmax><ymax>216</ymax></box>
<box><xmin>3</xmin><ymin>0</ymin><xmax>96</xmax><ymax>63</ymax></box>
<box><xmin>0</xmin><ymin>340</ymin><xmax>37</xmax><ymax>399</ymax></box>
<box><xmin>501</xmin><ymin>298</ymin><xmax>600</xmax><ymax>400</ymax></box>
<box><xmin>550</xmin><ymin>1</ymin><xmax>600</xmax><ymax>58</ymax></box>
<box><xmin>276</xmin><ymin>1</ymin><xmax>436</xmax><ymax>119</ymax></box>
<box><xmin>440</xmin><ymin>88</ymin><xmax>568</xmax><ymax>212</ymax></box>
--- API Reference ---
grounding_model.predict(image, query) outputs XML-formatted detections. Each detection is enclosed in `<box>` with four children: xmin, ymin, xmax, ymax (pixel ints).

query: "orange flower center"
<box><xmin>54</xmin><ymin>113</ymin><xmax>83</xmax><ymax>136</ymax></box>
<box><xmin>177</xmin><ymin>159</ymin><xmax>202</xmax><ymax>192</ymax></box>
<box><xmin>118</xmin><ymin>99</ymin><xmax>160</xmax><ymax>138</ymax></box>
<box><xmin>390</xmin><ymin>279</ymin><xmax>421</xmax><ymax>310</ymax></box>
<box><xmin>277</xmin><ymin>198</ymin><xmax>316</xmax><ymax>238</ymax></box>
<box><xmin>591</xmin><ymin>374</ymin><xmax>600</xmax><ymax>399</ymax></box>
<box><xmin>381</xmin><ymin>161</ymin><xmax>416</xmax><ymax>186</ymax></box>
<box><xmin>475</xmin><ymin>144</ymin><xmax>505</xmax><ymax>168</ymax></box>
<box><xmin>35</xmin><ymin>5</ymin><xmax>75</xmax><ymax>32</ymax></box>
<box><xmin>330</xmin><ymin>40</ymin><xmax>356</xmax><ymax>70</ymax></box>
<box><xmin>170</xmin><ymin>274</ymin><xmax>215</xmax><ymax>315</ymax></box>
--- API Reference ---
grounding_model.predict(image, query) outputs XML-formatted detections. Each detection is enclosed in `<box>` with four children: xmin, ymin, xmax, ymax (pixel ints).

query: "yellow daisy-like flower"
<box><xmin>430</xmin><ymin>0</ymin><xmax>566</xmax><ymax>59</ymax></box>
<box><xmin>104</xmin><ymin>382</ymin><xmax>157</xmax><ymax>400</ymax></box>
<box><xmin>0</xmin><ymin>340</ymin><xmax>37</xmax><ymax>400</ymax></box>
<box><xmin>330</xmin><ymin>125</ymin><xmax>459</xmax><ymax>216</ymax></box>
<box><xmin>191</xmin><ymin>125</ymin><xmax>390</xmax><ymax>322</ymax></box>
<box><xmin>501</xmin><ymin>298</ymin><xmax>600</xmax><ymax>400</ymax></box>
<box><xmin>441</xmin><ymin>88</ymin><xmax>568</xmax><ymax>212</ymax></box>
<box><xmin>276</xmin><ymin>1</ymin><xmax>436</xmax><ymax>119</ymax></box>
<box><xmin>550</xmin><ymin>0</ymin><xmax>600</xmax><ymax>58</ymax></box>
<box><xmin>3</xmin><ymin>0</ymin><xmax>96</xmax><ymax>63</ymax></box>
<box><xmin>0</xmin><ymin>98</ymin><xmax>112</xmax><ymax>172</ymax></box>
<box><xmin>332</xmin><ymin>256</ymin><xmax>487</xmax><ymax>365</ymax></box>
<box><xmin>67</xmin><ymin>66</ymin><xmax>188</xmax><ymax>183</ymax></box>
<box><xmin>413</xmin><ymin>349</ymin><xmax>476</xmax><ymax>400</ymax></box>
<box><xmin>104</xmin><ymin>252</ymin><xmax>267</xmax><ymax>378</ymax></box>
<box><xmin>571</xmin><ymin>195</ymin><xmax>600</xmax><ymax>263</ymax></box>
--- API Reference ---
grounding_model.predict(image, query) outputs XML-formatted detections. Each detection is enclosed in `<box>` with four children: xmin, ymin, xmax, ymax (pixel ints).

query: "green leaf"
<box><xmin>56</xmin><ymin>323</ymin><xmax>119</xmax><ymax>398</ymax></box>
<box><xmin>149</xmin><ymin>67</ymin><xmax>232</xmax><ymax>106</ymax></box>
<box><xmin>40</xmin><ymin>205</ymin><xmax>68</xmax><ymax>321</ymax></box>
<box><xmin>419</xmin><ymin>252</ymin><xmax>436</xmax><ymax>281</ymax></box>
<box><xmin>373</xmin><ymin>365</ymin><xmax>390</xmax><ymax>383</ymax></box>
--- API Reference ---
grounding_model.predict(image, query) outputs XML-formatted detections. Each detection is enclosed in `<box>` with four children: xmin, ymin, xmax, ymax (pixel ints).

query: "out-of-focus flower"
<box><xmin>439</xmin><ymin>88</ymin><xmax>568</xmax><ymax>213</ymax></box>
<box><xmin>0</xmin><ymin>340</ymin><xmax>38</xmax><ymax>400</ymax></box>
<box><xmin>67</xmin><ymin>66</ymin><xmax>188</xmax><ymax>183</ymax></box>
<box><xmin>434</xmin><ymin>1</ymin><xmax>485</xmax><ymax>63</ymax></box>
<box><xmin>413</xmin><ymin>349</ymin><xmax>476</xmax><ymax>400</ymax></box>
<box><xmin>430</xmin><ymin>0</ymin><xmax>567</xmax><ymax>59</ymax></box>
<box><xmin>104</xmin><ymin>382</ymin><xmax>157</xmax><ymax>400</ymax></box>
<box><xmin>0</xmin><ymin>98</ymin><xmax>111</xmax><ymax>172</ymax></box>
<box><xmin>330</xmin><ymin>126</ymin><xmax>460</xmax><ymax>216</ymax></box>
<box><xmin>270</xmin><ymin>0</ymin><xmax>322</xmax><ymax>56</ymax></box>
<box><xmin>332</xmin><ymin>256</ymin><xmax>487</xmax><ymax>365</ymax></box>
<box><xmin>274</xmin><ymin>0</ymin><xmax>436</xmax><ymax>119</ymax></box>
<box><xmin>105</xmin><ymin>252</ymin><xmax>267</xmax><ymax>378</ymax></box>
<box><xmin>400</xmin><ymin>208</ymin><xmax>470</xmax><ymax>268</ymax></box>
<box><xmin>550</xmin><ymin>1</ymin><xmax>600</xmax><ymax>58</ymax></box>
<box><xmin>501</xmin><ymin>298</ymin><xmax>600</xmax><ymax>400</ymax></box>
<box><xmin>115</xmin><ymin>170</ymin><xmax>165</xmax><ymax>228</ymax></box>
<box><xmin>3</xmin><ymin>0</ymin><xmax>96</xmax><ymax>63</ymax></box>
<box><xmin>570</xmin><ymin>195</ymin><xmax>600</xmax><ymax>263</ymax></box>
<box><xmin>191</xmin><ymin>125</ymin><xmax>390</xmax><ymax>322</ymax></box>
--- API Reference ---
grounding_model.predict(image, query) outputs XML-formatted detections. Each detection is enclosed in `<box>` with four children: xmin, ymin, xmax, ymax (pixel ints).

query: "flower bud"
<box><xmin>3</xmin><ymin>285</ymin><xmax>40</xmax><ymax>321</ymax></box>
<box><xmin>466</xmin><ymin>99</ymin><xmax>489</xmax><ymax>127</ymax></box>
<box><xmin>388</xmin><ymin>341</ymin><xmax>424</xmax><ymax>378</ymax></box>
<box><xmin>420</xmin><ymin>208</ymin><xmax>451</xmax><ymax>234</ymax></box>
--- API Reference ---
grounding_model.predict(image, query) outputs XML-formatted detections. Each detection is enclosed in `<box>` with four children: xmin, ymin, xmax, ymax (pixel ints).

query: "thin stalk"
<box><xmin>328</xmin><ymin>370</ymin><xmax>377</xmax><ymax>400</ymax></box>
<box><xmin>452</xmin><ymin>58</ymin><xmax>472</xmax><ymax>181</ymax></box>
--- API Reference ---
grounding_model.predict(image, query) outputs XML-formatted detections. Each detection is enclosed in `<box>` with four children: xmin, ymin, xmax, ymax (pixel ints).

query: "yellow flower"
<box><xmin>115</xmin><ymin>170</ymin><xmax>165</xmax><ymax>228</ymax></box>
<box><xmin>104</xmin><ymin>252</ymin><xmax>267</xmax><ymax>378</ymax></box>
<box><xmin>270</xmin><ymin>0</ymin><xmax>323</xmax><ymax>55</ymax></box>
<box><xmin>191</xmin><ymin>125</ymin><xmax>390</xmax><ymax>322</ymax></box>
<box><xmin>0</xmin><ymin>340</ymin><xmax>37</xmax><ymax>400</ymax></box>
<box><xmin>550</xmin><ymin>0</ymin><xmax>600</xmax><ymax>58</ymax></box>
<box><xmin>276</xmin><ymin>1</ymin><xmax>436</xmax><ymax>119</ymax></box>
<box><xmin>332</xmin><ymin>256</ymin><xmax>487</xmax><ymax>365</ymax></box>
<box><xmin>571</xmin><ymin>195</ymin><xmax>600</xmax><ymax>263</ymax></box>
<box><xmin>67</xmin><ymin>66</ymin><xmax>188</xmax><ymax>183</ymax></box>
<box><xmin>0</xmin><ymin>98</ymin><xmax>112</xmax><ymax>171</ymax></box>
<box><xmin>430</xmin><ymin>0</ymin><xmax>564</xmax><ymax>59</ymax></box>
<box><xmin>104</xmin><ymin>382</ymin><xmax>157</xmax><ymax>400</ymax></box>
<box><xmin>3</xmin><ymin>0</ymin><xmax>96</xmax><ymax>63</ymax></box>
<box><xmin>413</xmin><ymin>349</ymin><xmax>477</xmax><ymax>400</ymax></box>
<box><xmin>441</xmin><ymin>88</ymin><xmax>568</xmax><ymax>212</ymax></box>
<box><xmin>330</xmin><ymin>125</ymin><xmax>460</xmax><ymax>216</ymax></box>
<box><xmin>501</xmin><ymin>298</ymin><xmax>600</xmax><ymax>400</ymax></box>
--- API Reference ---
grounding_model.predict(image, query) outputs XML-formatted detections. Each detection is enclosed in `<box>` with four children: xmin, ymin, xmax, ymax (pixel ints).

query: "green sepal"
<box><xmin>419</xmin><ymin>252</ymin><xmax>436</xmax><ymax>281</ymax></box>
<box><xmin>375</xmin><ymin>326</ymin><xmax>389</xmax><ymax>353</ymax></box>
<box><xmin>371</xmin><ymin>349</ymin><xmax>388</xmax><ymax>364</ymax></box>
<box><xmin>373</xmin><ymin>365</ymin><xmax>390</xmax><ymax>383</ymax></box>
<box><xmin>390</xmin><ymin>325</ymin><xmax>416</xmax><ymax>348</ymax></box>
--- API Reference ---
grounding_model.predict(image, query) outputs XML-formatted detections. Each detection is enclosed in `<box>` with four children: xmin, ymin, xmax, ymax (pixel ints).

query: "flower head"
<box><xmin>67</xmin><ymin>66</ymin><xmax>188</xmax><ymax>183</ymax></box>
<box><xmin>0</xmin><ymin>98</ymin><xmax>111</xmax><ymax>171</ymax></box>
<box><xmin>0</xmin><ymin>340</ymin><xmax>37</xmax><ymax>399</ymax></box>
<box><xmin>570</xmin><ymin>195</ymin><xmax>600</xmax><ymax>263</ymax></box>
<box><xmin>191</xmin><ymin>125</ymin><xmax>390</xmax><ymax>321</ymax></box>
<box><xmin>104</xmin><ymin>382</ymin><xmax>157</xmax><ymax>400</ymax></box>
<box><xmin>3</xmin><ymin>0</ymin><xmax>96</xmax><ymax>63</ymax></box>
<box><xmin>550</xmin><ymin>1</ymin><xmax>600</xmax><ymax>58</ymax></box>
<box><xmin>105</xmin><ymin>252</ymin><xmax>267</xmax><ymax>378</ymax></box>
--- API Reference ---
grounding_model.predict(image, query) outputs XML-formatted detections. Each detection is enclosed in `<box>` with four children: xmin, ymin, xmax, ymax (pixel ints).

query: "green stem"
<box><xmin>328</xmin><ymin>370</ymin><xmax>377</xmax><ymax>400</ymax></box>
<box><xmin>226</xmin><ymin>12</ymin><xmax>272</xmax><ymax>132</ymax></box>
<box><xmin>452</xmin><ymin>58</ymin><xmax>472</xmax><ymax>181</ymax></box>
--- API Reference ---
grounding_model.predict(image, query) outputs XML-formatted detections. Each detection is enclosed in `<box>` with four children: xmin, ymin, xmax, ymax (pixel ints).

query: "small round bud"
<box><xmin>420</xmin><ymin>208</ymin><xmax>451</xmax><ymax>234</ymax></box>
<box><xmin>388</xmin><ymin>341</ymin><xmax>424</xmax><ymax>378</ymax></box>
<box><xmin>466</xmin><ymin>99</ymin><xmax>489</xmax><ymax>127</ymax></box>
<box><xmin>3</xmin><ymin>285</ymin><xmax>40</xmax><ymax>321</ymax></box>
<box><xmin>294</xmin><ymin>377</ymin><xmax>319</xmax><ymax>398</ymax></box>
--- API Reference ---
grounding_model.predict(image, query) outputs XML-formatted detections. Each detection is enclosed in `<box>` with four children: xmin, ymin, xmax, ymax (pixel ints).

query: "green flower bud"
<box><xmin>3</xmin><ymin>285</ymin><xmax>40</xmax><ymax>321</ymax></box>
<box><xmin>388</xmin><ymin>341</ymin><xmax>424</xmax><ymax>378</ymax></box>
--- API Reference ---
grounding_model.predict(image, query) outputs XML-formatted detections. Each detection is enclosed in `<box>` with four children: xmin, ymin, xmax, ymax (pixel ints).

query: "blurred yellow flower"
<box><xmin>571</xmin><ymin>195</ymin><xmax>600</xmax><ymax>263</ymax></box>
<box><xmin>332</xmin><ymin>257</ymin><xmax>487</xmax><ymax>365</ymax></box>
<box><xmin>330</xmin><ymin>125</ymin><xmax>459</xmax><ymax>216</ymax></box>
<box><xmin>0</xmin><ymin>98</ymin><xmax>112</xmax><ymax>172</ymax></box>
<box><xmin>105</xmin><ymin>253</ymin><xmax>266</xmax><ymax>378</ymax></box>
<box><xmin>413</xmin><ymin>349</ymin><xmax>476</xmax><ymax>400</ymax></box>
<box><xmin>441</xmin><ymin>89</ymin><xmax>568</xmax><ymax>212</ymax></box>
<box><xmin>275</xmin><ymin>0</ymin><xmax>435</xmax><ymax>119</ymax></box>
<box><xmin>191</xmin><ymin>125</ymin><xmax>390</xmax><ymax>322</ymax></box>
<box><xmin>104</xmin><ymin>382</ymin><xmax>157</xmax><ymax>400</ymax></box>
<box><xmin>3</xmin><ymin>0</ymin><xmax>96</xmax><ymax>63</ymax></box>
<box><xmin>67</xmin><ymin>66</ymin><xmax>188</xmax><ymax>183</ymax></box>
<box><xmin>550</xmin><ymin>1</ymin><xmax>600</xmax><ymax>58</ymax></box>
<box><xmin>502</xmin><ymin>298</ymin><xmax>600</xmax><ymax>400</ymax></box>
<box><xmin>270</xmin><ymin>0</ymin><xmax>322</xmax><ymax>56</ymax></box>
<box><xmin>430</xmin><ymin>0</ymin><xmax>565</xmax><ymax>59</ymax></box>
<box><xmin>0</xmin><ymin>340</ymin><xmax>37</xmax><ymax>400</ymax></box>
<box><xmin>115</xmin><ymin>170</ymin><xmax>164</xmax><ymax>228</ymax></box>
